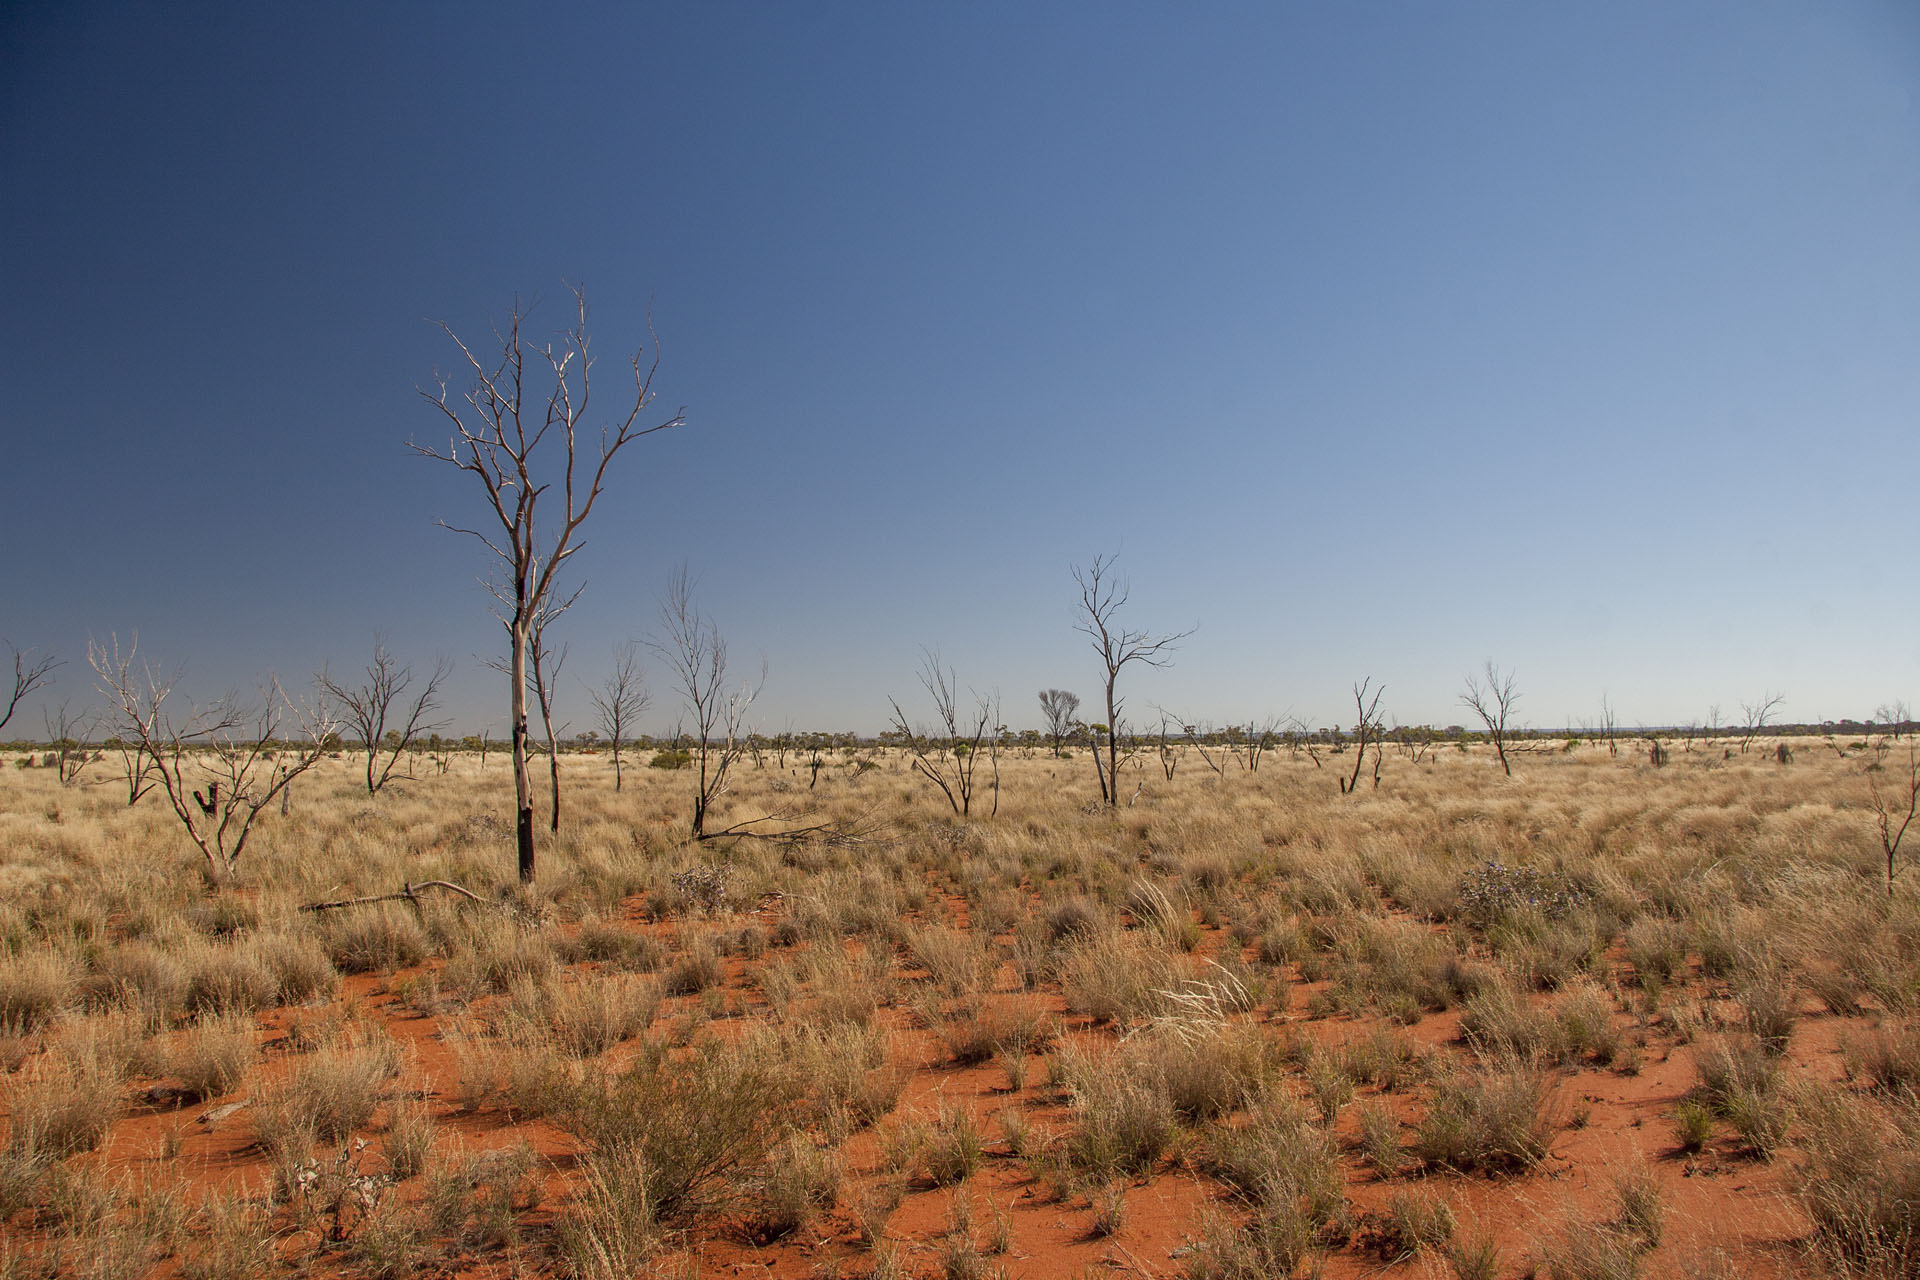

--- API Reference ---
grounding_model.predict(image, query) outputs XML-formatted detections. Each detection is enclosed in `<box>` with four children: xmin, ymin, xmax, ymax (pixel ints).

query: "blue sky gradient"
<box><xmin>4</xmin><ymin>2</ymin><xmax>1916</xmax><ymax>737</ymax></box>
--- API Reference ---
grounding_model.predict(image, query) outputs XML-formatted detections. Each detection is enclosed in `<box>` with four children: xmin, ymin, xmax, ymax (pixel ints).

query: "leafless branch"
<box><xmin>1340</xmin><ymin>678</ymin><xmax>1387</xmax><ymax>794</ymax></box>
<box><xmin>887</xmin><ymin>649</ymin><xmax>997</xmax><ymax>816</ymax></box>
<box><xmin>2</xmin><ymin>641</ymin><xmax>60</xmax><ymax>734</ymax></box>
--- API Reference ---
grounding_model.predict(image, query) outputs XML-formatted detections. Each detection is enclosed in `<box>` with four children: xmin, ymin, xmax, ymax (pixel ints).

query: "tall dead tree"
<box><xmin>588</xmin><ymin>641</ymin><xmax>648</xmax><ymax>792</ymax></box>
<box><xmin>653</xmin><ymin>567</ymin><xmax>763</xmax><ymax>839</ymax></box>
<box><xmin>1461</xmin><ymin>660</ymin><xmax>1520</xmax><ymax>777</ymax></box>
<box><xmin>1073</xmin><ymin>555</ymin><xmax>1192</xmax><ymax>807</ymax></box>
<box><xmin>2</xmin><ymin>641</ymin><xmax>60</xmax><ymax>734</ymax></box>
<box><xmin>889</xmin><ymin>650</ymin><xmax>998</xmax><ymax>816</ymax></box>
<box><xmin>1739</xmin><ymin>692</ymin><xmax>1785</xmax><ymax>754</ymax></box>
<box><xmin>317</xmin><ymin>638</ymin><xmax>452</xmax><ymax>796</ymax></box>
<box><xmin>411</xmin><ymin>287</ymin><xmax>683</xmax><ymax>882</ymax></box>
<box><xmin>42</xmin><ymin>702</ymin><xmax>101</xmax><ymax>786</ymax></box>
<box><xmin>1873</xmin><ymin>741</ymin><xmax>1920</xmax><ymax>896</ymax></box>
<box><xmin>1339</xmin><ymin>679</ymin><xmax>1386</xmax><ymax>794</ymax></box>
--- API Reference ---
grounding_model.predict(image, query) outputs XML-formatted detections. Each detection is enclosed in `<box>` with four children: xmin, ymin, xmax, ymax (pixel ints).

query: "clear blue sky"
<box><xmin>4</xmin><ymin>2</ymin><xmax>1916</xmax><ymax>738</ymax></box>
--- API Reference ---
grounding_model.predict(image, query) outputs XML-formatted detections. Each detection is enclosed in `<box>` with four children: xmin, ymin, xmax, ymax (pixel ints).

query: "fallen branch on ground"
<box><xmin>299</xmin><ymin>880</ymin><xmax>484</xmax><ymax>914</ymax></box>
<box><xmin>695</xmin><ymin>810</ymin><xmax>877</xmax><ymax>846</ymax></box>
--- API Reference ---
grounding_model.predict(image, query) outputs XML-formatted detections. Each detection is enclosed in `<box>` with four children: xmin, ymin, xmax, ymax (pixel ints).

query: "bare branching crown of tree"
<box><xmin>1340</xmin><ymin>678</ymin><xmax>1386</xmax><ymax>794</ymax></box>
<box><xmin>317</xmin><ymin>637</ymin><xmax>451</xmax><ymax>796</ymax></box>
<box><xmin>89</xmin><ymin>634</ymin><xmax>337</xmax><ymax>885</ymax></box>
<box><xmin>890</xmin><ymin>650</ymin><xmax>999</xmax><ymax>816</ymax></box>
<box><xmin>1073</xmin><ymin>554</ymin><xmax>1194</xmax><ymax>807</ymax></box>
<box><xmin>410</xmin><ymin>286</ymin><xmax>683</xmax><ymax>882</ymax></box>
<box><xmin>652</xmin><ymin>566</ymin><xmax>763</xmax><ymax>839</ymax></box>
<box><xmin>1737</xmin><ymin>692</ymin><xmax>1785</xmax><ymax>754</ymax></box>
<box><xmin>1460</xmin><ymin>660</ymin><xmax>1520</xmax><ymax>777</ymax></box>
<box><xmin>2</xmin><ymin>641</ymin><xmax>60</xmax><ymax>735</ymax></box>
<box><xmin>42</xmin><ymin>702</ymin><xmax>102</xmax><ymax>787</ymax></box>
<box><xmin>588</xmin><ymin>640</ymin><xmax>648</xmax><ymax>792</ymax></box>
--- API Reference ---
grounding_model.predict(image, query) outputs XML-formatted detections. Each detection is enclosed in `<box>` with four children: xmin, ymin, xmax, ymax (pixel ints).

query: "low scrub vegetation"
<box><xmin>0</xmin><ymin>739</ymin><xmax>1909</xmax><ymax>1277</ymax></box>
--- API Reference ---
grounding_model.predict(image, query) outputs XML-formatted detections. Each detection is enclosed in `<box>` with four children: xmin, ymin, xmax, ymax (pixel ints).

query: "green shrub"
<box><xmin>1456</xmin><ymin>861</ymin><xmax>1590</xmax><ymax>927</ymax></box>
<box><xmin>1673</xmin><ymin>1100</ymin><xmax>1715</xmax><ymax>1154</ymax></box>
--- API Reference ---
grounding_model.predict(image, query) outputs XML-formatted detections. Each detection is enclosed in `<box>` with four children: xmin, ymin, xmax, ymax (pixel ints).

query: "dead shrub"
<box><xmin>81</xmin><ymin>942</ymin><xmax>187</xmax><ymax>1025</ymax></box>
<box><xmin>441</xmin><ymin>925</ymin><xmax>557</xmax><ymax>997</ymax></box>
<box><xmin>577</xmin><ymin>919</ymin><xmax>665</xmax><ymax>972</ymax></box>
<box><xmin>1206</xmin><ymin>1095</ymin><xmax>1342</xmax><ymax>1222</ymax></box>
<box><xmin>182</xmin><ymin>944</ymin><xmax>275</xmax><ymax>1016</ymax></box>
<box><xmin>1848</xmin><ymin>1022</ymin><xmax>1920</xmax><ymax>1094</ymax></box>
<box><xmin>1058</xmin><ymin>929</ymin><xmax>1182</xmax><ymax>1026</ymax></box>
<box><xmin>1368</xmin><ymin>1187</ymin><xmax>1455</xmax><ymax>1260</ymax></box>
<box><xmin>509</xmin><ymin>974</ymin><xmax>658</xmax><ymax>1058</ymax></box>
<box><xmin>254</xmin><ymin>932</ymin><xmax>339</xmax><ymax>1005</ymax></box>
<box><xmin>906</xmin><ymin>925</ymin><xmax>992</xmax><ymax>996</ymax></box>
<box><xmin>661</xmin><ymin>936</ymin><xmax>723</xmax><ymax>996</ymax></box>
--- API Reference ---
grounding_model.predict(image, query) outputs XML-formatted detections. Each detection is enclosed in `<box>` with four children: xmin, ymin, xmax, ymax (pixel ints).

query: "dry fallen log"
<box><xmin>299</xmin><ymin>880</ymin><xmax>483</xmax><ymax>914</ymax></box>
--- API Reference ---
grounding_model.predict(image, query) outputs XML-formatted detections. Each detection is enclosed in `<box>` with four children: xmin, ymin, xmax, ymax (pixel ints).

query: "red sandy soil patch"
<box><xmin>0</xmin><ymin>891</ymin><xmax>1865</xmax><ymax>1280</ymax></box>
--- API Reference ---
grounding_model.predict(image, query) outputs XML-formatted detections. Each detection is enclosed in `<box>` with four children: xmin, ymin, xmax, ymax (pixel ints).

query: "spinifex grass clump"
<box><xmin>1456</xmin><ymin>860</ymin><xmax>1589</xmax><ymax>926</ymax></box>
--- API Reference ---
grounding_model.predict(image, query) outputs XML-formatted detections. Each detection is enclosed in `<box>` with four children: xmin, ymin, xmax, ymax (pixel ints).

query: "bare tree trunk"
<box><xmin>1104</xmin><ymin>682</ymin><xmax>1120</xmax><ymax>806</ymax></box>
<box><xmin>510</xmin><ymin>614</ymin><xmax>535</xmax><ymax>883</ymax></box>
<box><xmin>530</xmin><ymin>621</ymin><xmax>567</xmax><ymax>835</ymax></box>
